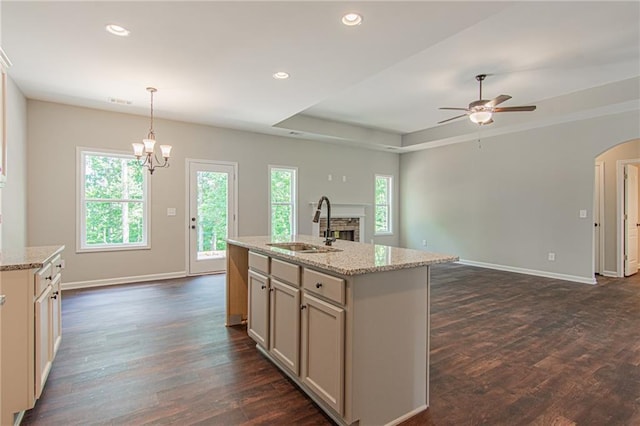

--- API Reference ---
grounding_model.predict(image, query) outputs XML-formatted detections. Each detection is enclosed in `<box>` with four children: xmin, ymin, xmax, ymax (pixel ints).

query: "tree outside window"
<box><xmin>78</xmin><ymin>149</ymin><xmax>149</xmax><ymax>251</ymax></box>
<box><xmin>375</xmin><ymin>175</ymin><xmax>392</xmax><ymax>235</ymax></box>
<box><xmin>270</xmin><ymin>166</ymin><xmax>297</xmax><ymax>237</ymax></box>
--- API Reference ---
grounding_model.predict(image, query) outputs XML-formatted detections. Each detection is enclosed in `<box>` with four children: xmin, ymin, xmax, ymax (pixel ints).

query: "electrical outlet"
<box><xmin>548</xmin><ymin>252</ymin><xmax>556</xmax><ymax>261</ymax></box>
<box><xmin>328</xmin><ymin>174</ymin><xmax>333</xmax><ymax>181</ymax></box>
<box><xmin>422</xmin><ymin>239</ymin><xmax>427</xmax><ymax>247</ymax></box>
<box><xmin>342</xmin><ymin>175</ymin><xmax>347</xmax><ymax>182</ymax></box>
<box><xmin>167</xmin><ymin>207</ymin><xmax>176</xmax><ymax>216</ymax></box>
<box><xmin>579</xmin><ymin>209</ymin><xmax>587</xmax><ymax>218</ymax></box>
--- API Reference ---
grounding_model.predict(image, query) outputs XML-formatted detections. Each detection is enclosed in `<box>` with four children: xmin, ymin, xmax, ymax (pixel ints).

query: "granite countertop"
<box><xmin>227</xmin><ymin>235</ymin><xmax>457</xmax><ymax>276</ymax></box>
<box><xmin>0</xmin><ymin>245</ymin><xmax>65</xmax><ymax>272</ymax></box>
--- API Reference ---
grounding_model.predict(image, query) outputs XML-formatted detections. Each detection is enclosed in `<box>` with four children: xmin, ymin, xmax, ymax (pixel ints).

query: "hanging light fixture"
<box><xmin>132</xmin><ymin>87</ymin><xmax>172</xmax><ymax>174</ymax></box>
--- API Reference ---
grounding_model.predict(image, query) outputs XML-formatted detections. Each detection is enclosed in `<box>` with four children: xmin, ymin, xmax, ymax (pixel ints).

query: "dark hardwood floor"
<box><xmin>21</xmin><ymin>264</ymin><xmax>640</xmax><ymax>425</ymax></box>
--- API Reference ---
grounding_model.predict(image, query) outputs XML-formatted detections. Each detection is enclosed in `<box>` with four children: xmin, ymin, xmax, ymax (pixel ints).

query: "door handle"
<box><xmin>0</xmin><ymin>295</ymin><xmax>5</xmax><ymax>306</ymax></box>
<box><xmin>191</xmin><ymin>225</ymin><xmax>196</xmax><ymax>229</ymax></box>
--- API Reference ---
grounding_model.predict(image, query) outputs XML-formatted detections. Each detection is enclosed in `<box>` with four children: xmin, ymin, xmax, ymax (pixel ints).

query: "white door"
<box><xmin>188</xmin><ymin>160</ymin><xmax>237</xmax><ymax>274</ymax></box>
<box><xmin>594</xmin><ymin>162</ymin><xmax>603</xmax><ymax>274</ymax></box>
<box><xmin>624</xmin><ymin>164</ymin><xmax>638</xmax><ymax>276</ymax></box>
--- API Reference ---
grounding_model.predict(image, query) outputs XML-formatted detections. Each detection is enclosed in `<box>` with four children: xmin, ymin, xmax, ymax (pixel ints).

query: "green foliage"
<box><xmin>84</xmin><ymin>154</ymin><xmax>145</xmax><ymax>246</ymax></box>
<box><xmin>270</xmin><ymin>169</ymin><xmax>295</xmax><ymax>237</ymax></box>
<box><xmin>197</xmin><ymin>171</ymin><xmax>228</xmax><ymax>252</ymax></box>
<box><xmin>375</xmin><ymin>176</ymin><xmax>390</xmax><ymax>233</ymax></box>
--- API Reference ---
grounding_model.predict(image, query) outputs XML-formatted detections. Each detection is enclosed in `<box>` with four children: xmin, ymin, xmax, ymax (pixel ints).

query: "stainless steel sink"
<box><xmin>266</xmin><ymin>242</ymin><xmax>343</xmax><ymax>253</ymax></box>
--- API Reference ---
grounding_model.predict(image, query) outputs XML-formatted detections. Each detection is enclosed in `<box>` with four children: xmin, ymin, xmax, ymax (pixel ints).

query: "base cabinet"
<box><xmin>301</xmin><ymin>292</ymin><xmax>344</xmax><ymax>415</ymax></box>
<box><xmin>247</xmin><ymin>270</ymin><xmax>270</xmax><ymax>348</ymax></box>
<box><xmin>242</xmin><ymin>248</ymin><xmax>431</xmax><ymax>426</ymax></box>
<box><xmin>269</xmin><ymin>279</ymin><xmax>300</xmax><ymax>375</ymax></box>
<box><xmin>1</xmin><ymin>248</ymin><xmax>64</xmax><ymax>425</ymax></box>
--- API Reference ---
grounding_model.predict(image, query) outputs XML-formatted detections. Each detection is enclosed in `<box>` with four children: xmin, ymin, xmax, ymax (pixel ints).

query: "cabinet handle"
<box><xmin>261</xmin><ymin>285</ymin><xmax>266</xmax><ymax>290</ymax></box>
<box><xmin>51</xmin><ymin>292</ymin><xmax>58</xmax><ymax>300</ymax></box>
<box><xmin>315</xmin><ymin>282</ymin><xmax>323</xmax><ymax>289</ymax></box>
<box><xmin>270</xmin><ymin>288</ymin><xmax>274</xmax><ymax>293</ymax></box>
<box><xmin>56</xmin><ymin>264</ymin><xmax>63</xmax><ymax>268</ymax></box>
<box><xmin>300</xmin><ymin>305</ymin><xmax>307</xmax><ymax>310</ymax></box>
<box><xmin>46</xmin><ymin>275</ymin><xmax>52</xmax><ymax>281</ymax></box>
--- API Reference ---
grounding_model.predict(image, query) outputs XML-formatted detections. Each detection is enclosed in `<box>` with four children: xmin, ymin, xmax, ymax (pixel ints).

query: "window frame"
<box><xmin>268</xmin><ymin>165</ymin><xmax>298</xmax><ymax>237</ymax></box>
<box><xmin>374</xmin><ymin>174</ymin><xmax>393</xmax><ymax>236</ymax></box>
<box><xmin>76</xmin><ymin>147</ymin><xmax>151</xmax><ymax>253</ymax></box>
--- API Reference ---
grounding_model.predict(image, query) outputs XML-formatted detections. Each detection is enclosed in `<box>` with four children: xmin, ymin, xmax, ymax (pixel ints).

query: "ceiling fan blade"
<box><xmin>438</xmin><ymin>113</ymin><xmax>467</xmax><ymax>124</ymax></box>
<box><xmin>439</xmin><ymin>107</ymin><xmax>469</xmax><ymax>111</ymax></box>
<box><xmin>494</xmin><ymin>105</ymin><xmax>537</xmax><ymax>112</ymax></box>
<box><xmin>485</xmin><ymin>94</ymin><xmax>512</xmax><ymax>107</ymax></box>
<box><xmin>481</xmin><ymin>118</ymin><xmax>494</xmax><ymax>125</ymax></box>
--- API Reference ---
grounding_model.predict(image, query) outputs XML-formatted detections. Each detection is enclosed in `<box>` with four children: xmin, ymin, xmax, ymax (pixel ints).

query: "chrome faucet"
<box><xmin>312</xmin><ymin>196</ymin><xmax>336</xmax><ymax>246</ymax></box>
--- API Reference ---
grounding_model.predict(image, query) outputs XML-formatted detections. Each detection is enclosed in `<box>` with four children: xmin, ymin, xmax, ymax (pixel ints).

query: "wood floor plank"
<box><xmin>20</xmin><ymin>265</ymin><xmax>640</xmax><ymax>425</ymax></box>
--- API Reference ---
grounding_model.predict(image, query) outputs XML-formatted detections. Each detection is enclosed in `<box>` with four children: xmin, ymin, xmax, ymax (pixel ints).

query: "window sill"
<box><xmin>77</xmin><ymin>244</ymin><xmax>151</xmax><ymax>254</ymax></box>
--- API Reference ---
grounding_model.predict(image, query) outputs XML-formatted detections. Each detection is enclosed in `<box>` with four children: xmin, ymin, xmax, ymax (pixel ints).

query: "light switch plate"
<box><xmin>579</xmin><ymin>209</ymin><xmax>587</xmax><ymax>218</ymax></box>
<box><xmin>167</xmin><ymin>208</ymin><xmax>177</xmax><ymax>216</ymax></box>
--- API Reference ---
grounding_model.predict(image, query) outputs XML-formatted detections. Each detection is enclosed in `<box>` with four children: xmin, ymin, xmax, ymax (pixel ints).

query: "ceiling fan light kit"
<box><xmin>438</xmin><ymin>74</ymin><xmax>536</xmax><ymax>125</ymax></box>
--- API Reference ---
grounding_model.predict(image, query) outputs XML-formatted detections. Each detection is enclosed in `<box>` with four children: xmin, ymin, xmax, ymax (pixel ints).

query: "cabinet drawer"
<box><xmin>303</xmin><ymin>268</ymin><xmax>345</xmax><ymax>305</ymax></box>
<box><xmin>50</xmin><ymin>254</ymin><xmax>63</xmax><ymax>277</ymax></box>
<box><xmin>271</xmin><ymin>258</ymin><xmax>300</xmax><ymax>286</ymax></box>
<box><xmin>249</xmin><ymin>251</ymin><xmax>270</xmax><ymax>275</ymax></box>
<box><xmin>34</xmin><ymin>262</ymin><xmax>53</xmax><ymax>297</ymax></box>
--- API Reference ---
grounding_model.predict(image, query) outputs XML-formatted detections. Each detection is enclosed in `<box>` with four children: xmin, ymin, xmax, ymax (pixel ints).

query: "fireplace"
<box><xmin>310</xmin><ymin>202</ymin><xmax>367</xmax><ymax>243</ymax></box>
<box><xmin>319</xmin><ymin>218</ymin><xmax>360</xmax><ymax>242</ymax></box>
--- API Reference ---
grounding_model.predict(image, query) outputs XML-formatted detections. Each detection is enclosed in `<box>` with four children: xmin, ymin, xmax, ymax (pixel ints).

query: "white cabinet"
<box><xmin>247</xmin><ymin>270</ymin><xmax>270</xmax><ymax>348</ymax></box>
<box><xmin>248</xmin><ymin>253</ymin><xmax>302</xmax><ymax>376</ymax></box>
<box><xmin>1</xmin><ymin>247</ymin><xmax>64</xmax><ymax>425</ymax></box>
<box><xmin>35</xmin><ymin>284</ymin><xmax>52</xmax><ymax>399</ymax></box>
<box><xmin>301</xmin><ymin>292</ymin><xmax>345</xmax><ymax>415</ymax></box>
<box><xmin>230</xmin><ymin>241</ymin><xmax>434</xmax><ymax>426</ymax></box>
<box><xmin>269</xmin><ymin>278</ymin><xmax>300</xmax><ymax>375</ymax></box>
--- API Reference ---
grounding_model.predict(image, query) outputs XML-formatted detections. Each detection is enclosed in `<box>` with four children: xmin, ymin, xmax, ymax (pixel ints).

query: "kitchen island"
<box><xmin>226</xmin><ymin>235</ymin><xmax>456</xmax><ymax>426</ymax></box>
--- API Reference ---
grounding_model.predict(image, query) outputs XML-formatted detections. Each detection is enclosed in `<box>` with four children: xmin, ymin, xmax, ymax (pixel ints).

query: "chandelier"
<box><xmin>132</xmin><ymin>87</ymin><xmax>172</xmax><ymax>174</ymax></box>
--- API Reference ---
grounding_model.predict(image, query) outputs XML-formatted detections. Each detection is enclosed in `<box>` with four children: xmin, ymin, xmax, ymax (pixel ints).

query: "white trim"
<box><xmin>601</xmin><ymin>270</ymin><xmax>618</xmax><ymax>278</ymax></box>
<box><xmin>594</xmin><ymin>161</ymin><xmax>604</xmax><ymax>276</ymax></box>
<box><xmin>76</xmin><ymin>147</ymin><xmax>151</xmax><ymax>253</ymax></box>
<box><xmin>268</xmin><ymin>164</ymin><xmax>298</xmax><ymax>237</ymax></box>
<box><xmin>457</xmin><ymin>259</ymin><xmax>597</xmax><ymax>285</ymax></box>
<box><xmin>62</xmin><ymin>271</ymin><xmax>186</xmax><ymax>290</ymax></box>
<box><xmin>616</xmin><ymin>158</ymin><xmax>640</xmax><ymax>278</ymax></box>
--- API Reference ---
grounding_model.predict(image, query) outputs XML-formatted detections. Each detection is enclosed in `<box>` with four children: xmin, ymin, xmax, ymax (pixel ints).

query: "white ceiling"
<box><xmin>2</xmin><ymin>1</ymin><xmax>639</xmax><ymax>151</ymax></box>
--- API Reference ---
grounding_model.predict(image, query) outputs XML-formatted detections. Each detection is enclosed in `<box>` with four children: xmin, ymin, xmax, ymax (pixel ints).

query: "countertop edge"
<box><xmin>0</xmin><ymin>245</ymin><xmax>65</xmax><ymax>272</ymax></box>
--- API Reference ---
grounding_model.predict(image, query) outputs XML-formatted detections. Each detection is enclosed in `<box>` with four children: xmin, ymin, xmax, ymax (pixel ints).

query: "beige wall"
<box><xmin>400</xmin><ymin>110</ymin><xmax>640</xmax><ymax>282</ymax></box>
<box><xmin>595</xmin><ymin>139</ymin><xmax>640</xmax><ymax>274</ymax></box>
<box><xmin>27</xmin><ymin>100</ymin><xmax>400</xmax><ymax>284</ymax></box>
<box><xmin>2</xmin><ymin>74</ymin><xmax>27</xmax><ymax>249</ymax></box>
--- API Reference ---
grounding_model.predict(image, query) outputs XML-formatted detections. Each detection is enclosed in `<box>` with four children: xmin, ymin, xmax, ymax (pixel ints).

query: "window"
<box><xmin>77</xmin><ymin>148</ymin><xmax>150</xmax><ymax>252</ymax></box>
<box><xmin>269</xmin><ymin>166</ymin><xmax>297</xmax><ymax>237</ymax></box>
<box><xmin>375</xmin><ymin>174</ymin><xmax>392</xmax><ymax>235</ymax></box>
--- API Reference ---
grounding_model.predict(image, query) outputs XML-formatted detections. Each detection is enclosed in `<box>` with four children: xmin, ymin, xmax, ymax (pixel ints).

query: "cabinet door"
<box><xmin>301</xmin><ymin>293</ymin><xmax>345</xmax><ymax>415</ymax></box>
<box><xmin>51</xmin><ymin>275</ymin><xmax>62</xmax><ymax>356</ymax></box>
<box><xmin>35</xmin><ymin>285</ymin><xmax>53</xmax><ymax>399</ymax></box>
<box><xmin>247</xmin><ymin>270</ymin><xmax>270</xmax><ymax>348</ymax></box>
<box><xmin>269</xmin><ymin>279</ymin><xmax>300</xmax><ymax>375</ymax></box>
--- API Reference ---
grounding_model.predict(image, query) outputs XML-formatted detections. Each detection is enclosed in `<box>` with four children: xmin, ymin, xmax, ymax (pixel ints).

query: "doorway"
<box><xmin>187</xmin><ymin>160</ymin><xmax>237</xmax><ymax>275</ymax></box>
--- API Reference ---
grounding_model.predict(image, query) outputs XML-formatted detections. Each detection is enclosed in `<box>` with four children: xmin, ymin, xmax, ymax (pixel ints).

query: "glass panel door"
<box><xmin>188</xmin><ymin>161</ymin><xmax>236</xmax><ymax>274</ymax></box>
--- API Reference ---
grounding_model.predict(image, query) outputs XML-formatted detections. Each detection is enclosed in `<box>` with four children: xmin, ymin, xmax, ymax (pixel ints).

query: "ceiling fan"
<box><xmin>438</xmin><ymin>74</ymin><xmax>536</xmax><ymax>125</ymax></box>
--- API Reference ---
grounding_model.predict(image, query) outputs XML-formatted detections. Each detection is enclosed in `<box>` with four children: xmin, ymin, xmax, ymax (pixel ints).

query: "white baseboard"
<box><xmin>62</xmin><ymin>271</ymin><xmax>187</xmax><ymax>290</ymax></box>
<box><xmin>601</xmin><ymin>270</ymin><xmax>619</xmax><ymax>278</ymax></box>
<box><xmin>457</xmin><ymin>260</ymin><xmax>597</xmax><ymax>285</ymax></box>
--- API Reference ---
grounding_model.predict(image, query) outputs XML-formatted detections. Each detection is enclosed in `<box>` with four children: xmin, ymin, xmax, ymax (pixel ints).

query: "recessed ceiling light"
<box><xmin>106</xmin><ymin>24</ymin><xmax>130</xmax><ymax>37</ymax></box>
<box><xmin>341</xmin><ymin>13</ymin><xmax>363</xmax><ymax>26</ymax></box>
<box><xmin>273</xmin><ymin>71</ymin><xmax>290</xmax><ymax>80</ymax></box>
